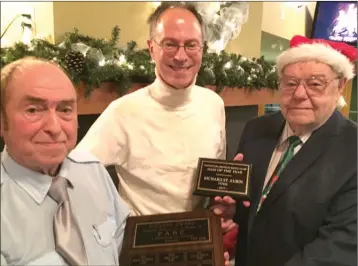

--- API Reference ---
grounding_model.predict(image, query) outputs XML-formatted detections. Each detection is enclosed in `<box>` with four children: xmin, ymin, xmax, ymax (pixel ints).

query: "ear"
<box><xmin>0</xmin><ymin>112</ymin><xmax>4</xmax><ymax>137</ymax></box>
<box><xmin>147</xmin><ymin>39</ymin><xmax>155</xmax><ymax>60</ymax></box>
<box><xmin>338</xmin><ymin>78</ymin><xmax>348</xmax><ymax>95</ymax></box>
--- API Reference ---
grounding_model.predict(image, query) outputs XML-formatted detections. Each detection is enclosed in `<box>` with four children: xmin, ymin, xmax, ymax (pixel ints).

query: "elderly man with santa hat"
<box><xmin>213</xmin><ymin>35</ymin><xmax>357</xmax><ymax>266</ymax></box>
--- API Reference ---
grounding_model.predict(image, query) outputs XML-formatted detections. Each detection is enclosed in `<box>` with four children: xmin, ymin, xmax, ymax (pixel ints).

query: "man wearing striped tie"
<box><xmin>212</xmin><ymin>35</ymin><xmax>357</xmax><ymax>266</ymax></box>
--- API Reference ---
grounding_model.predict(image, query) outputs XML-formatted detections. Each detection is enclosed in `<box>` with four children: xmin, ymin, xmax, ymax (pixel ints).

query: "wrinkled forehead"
<box><xmin>282</xmin><ymin>61</ymin><xmax>337</xmax><ymax>78</ymax></box>
<box><xmin>3</xmin><ymin>63</ymin><xmax>76</xmax><ymax>107</ymax></box>
<box><xmin>12</xmin><ymin>63</ymin><xmax>69</xmax><ymax>82</ymax></box>
<box><xmin>9</xmin><ymin>63</ymin><xmax>75</xmax><ymax>96</ymax></box>
<box><xmin>155</xmin><ymin>8</ymin><xmax>203</xmax><ymax>42</ymax></box>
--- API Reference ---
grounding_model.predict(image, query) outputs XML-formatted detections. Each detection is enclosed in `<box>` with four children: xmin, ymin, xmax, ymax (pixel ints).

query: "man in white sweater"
<box><xmin>77</xmin><ymin>2</ymin><xmax>226</xmax><ymax>216</ymax></box>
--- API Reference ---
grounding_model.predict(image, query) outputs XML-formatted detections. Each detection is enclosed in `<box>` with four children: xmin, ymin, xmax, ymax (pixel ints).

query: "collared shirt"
<box><xmin>263</xmin><ymin>122</ymin><xmax>312</xmax><ymax>190</ymax></box>
<box><xmin>76</xmin><ymin>75</ymin><xmax>226</xmax><ymax>216</ymax></box>
<box><xmin>1</xmin><ymin>148</ymin><xmax>130</xmax><ymax>266</ymax></box>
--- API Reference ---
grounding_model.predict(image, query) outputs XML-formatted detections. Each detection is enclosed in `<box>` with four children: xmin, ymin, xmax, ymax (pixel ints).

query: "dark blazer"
<box><xmin>234</xmin><ymin>110</ymin><xmax>357</xmax><ymax>266</ymax></box>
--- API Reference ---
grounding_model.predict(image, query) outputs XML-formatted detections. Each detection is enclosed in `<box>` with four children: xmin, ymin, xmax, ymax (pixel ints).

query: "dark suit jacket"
<box><xmin>234</xmin><ymin>110</ymin><xmax>357</xmax><ymax>266</ymax></box>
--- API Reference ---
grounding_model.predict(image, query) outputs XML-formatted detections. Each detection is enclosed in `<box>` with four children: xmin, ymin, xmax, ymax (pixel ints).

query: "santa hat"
<box><xmin>276</xmin><ymin>35</ymin><xmax>357</xmax><ymax>108</ymax></box>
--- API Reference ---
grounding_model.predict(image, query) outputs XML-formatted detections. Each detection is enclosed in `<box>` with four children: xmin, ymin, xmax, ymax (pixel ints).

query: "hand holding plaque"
<box><xmin>192</xmin><ymin>156</ymin><xmax>252</xmax><ymax>200</ymax></box>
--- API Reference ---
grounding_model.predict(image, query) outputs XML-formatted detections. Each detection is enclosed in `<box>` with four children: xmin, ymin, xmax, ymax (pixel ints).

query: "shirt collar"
<box><xmin>1</xmin><ymin>149</ymin><xmax>73</xmax><ymax>205</ymax></box>
<box><xmin>279</xmin><ymin>122</ymin><xmax>312</xmax><ymax>146</ymax></box>
<box><xmin>149</xmin><ymin>68</ymin><xmax>197</xmax><ymax>108</ymax></box>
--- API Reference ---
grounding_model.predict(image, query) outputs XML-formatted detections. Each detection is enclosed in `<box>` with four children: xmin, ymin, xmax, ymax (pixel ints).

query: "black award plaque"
<box><xmin>119</xmin><ymin>210</ymin><xmax>224</xmax><ymax>266</ymax></box>
<box><xmin>193</xmin><ymin>157</ymin><xmax>252</xmax><ymax>199</ymax></box>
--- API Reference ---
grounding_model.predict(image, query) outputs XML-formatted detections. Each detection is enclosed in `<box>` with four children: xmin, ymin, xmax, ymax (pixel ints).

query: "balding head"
<box><xmin>147</xmin><ymin>3</ymin><xmax>204</xmax><ymax>90</ymax></box>
<box><xmin>0</xmin><ymin>57</ymin><xmax>78</xmax><ymax>176</ymax></box>
<box><xmin>147</xmin><ymin>2</ymin><xmax>204</xmax><ymax>41</ymax></box>
<box><xmin>1</xmin><ymin>57</ymin><xmax>74</xmax><ymax>117</ymax></box>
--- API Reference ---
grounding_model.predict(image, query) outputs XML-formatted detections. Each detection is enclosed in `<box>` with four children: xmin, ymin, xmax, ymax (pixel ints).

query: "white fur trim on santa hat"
<box><xmin>336</xmin><ymin>95</ymin><xmax>347</xmax><ymax>110</ymax></box>
<box><xmin>276</xmin><ymin>43</ymin><xmax>355</xmax><ymax>80</ymax></box>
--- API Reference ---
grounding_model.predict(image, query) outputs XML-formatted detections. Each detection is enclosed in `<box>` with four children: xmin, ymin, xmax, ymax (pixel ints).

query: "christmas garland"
<box><xmin>0</xmin><ymin>26</ymin><xmax>279</xmax><ymax>97</ymax></box>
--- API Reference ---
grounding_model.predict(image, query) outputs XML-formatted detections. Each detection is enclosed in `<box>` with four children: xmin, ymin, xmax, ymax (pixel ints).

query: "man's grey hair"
<box><xmin>147</xmin><ymin>2</ymin><xmax>205</xmax><ymax>41</ymax></box>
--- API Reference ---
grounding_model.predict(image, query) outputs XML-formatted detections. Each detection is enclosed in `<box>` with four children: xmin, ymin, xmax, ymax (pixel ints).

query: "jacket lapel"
<box><xmin>248</xmin><ymin>113</ymin><xmax>285</xmax><ymax>230</ymax></box>
<box><xmin>259</xmin><ymin>111</ymin><xmax>341</xmax><ymax>212</ymax></box>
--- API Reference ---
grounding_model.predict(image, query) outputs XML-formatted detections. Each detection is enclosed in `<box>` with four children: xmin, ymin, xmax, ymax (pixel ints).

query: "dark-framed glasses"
<box><xmin>152</xmin><ymin>39</ymin><xmax>203</xmax><ymax>55</ymax></box>
<box><xmin>279</xmin><ymin>75</ymin><xmax>340</xmax><ymax>96</ymax></box>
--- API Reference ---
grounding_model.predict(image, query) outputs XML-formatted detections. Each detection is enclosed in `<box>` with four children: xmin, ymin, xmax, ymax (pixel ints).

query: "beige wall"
<box><xmin>307</xmin><ymin>2</ymin><xmax>317</xmax><ymax>19</ymax></box>
<box><xmin>53</xmin><ymin>2</ymin><xmax>156</xmax><ymax>48</ymax></box>
<box><xmin>1</xmin><ymin>2</ymin><xmax>313</xmax><ymax>60</ymax></box>
<box><xmin>1</xmin><ymin>2</ymin><xmax>54</xmax><ymax>46</ymax></box>
<box><xmin>225</xmin><ymin>2</ymin><xmax>263</xmax><ymax>58</ymax></box>
<box><xmin>262</xmin><ymin>2</ymin><xmax>316</xmax><ymax>40</ymax></box>
<box><xmin>53</xmin><ymin>2</ymin><xmax>262</xmax><ymax>58</ymax></box>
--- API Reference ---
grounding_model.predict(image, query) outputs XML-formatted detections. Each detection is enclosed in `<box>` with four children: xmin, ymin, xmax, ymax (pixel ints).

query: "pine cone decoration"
<box><xmin>65</xmin><ymin>51</ymin><xmax>85</xmax><ymax>74</ymax></box>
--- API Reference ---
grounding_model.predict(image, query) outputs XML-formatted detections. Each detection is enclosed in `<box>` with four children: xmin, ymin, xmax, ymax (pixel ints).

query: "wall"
<box><xmin>52</xmin><ymin>2</ymin><xmax>263</xmax><ymax>58</ymax></box>
<box><xmin>53</xmin><ymin>2</ymin><xmax>156</xmax><ymax>48</ymax></box>
<box><xmin>260</xmin><ymin>31</ymin><xmax>290</xmax><ymax>63</ymax></box>
<box><xmin>307</xmin><ymin>2</ymin><xmax>317</xmax><ymax>19</ymax></box>
<box><xmin>225</xmin><ymin>106</ymin><xmax>258</xmax><ymax>159</ymax></box>
<box><xmin>1</xmin><ymin>2</ymin><xmax>54</xmax><ymax>46</ymax></box>
<box><xmin>225</xmin><ymin>2</ymin><xmax>263</xmax><ymax>58</ymax></box>
<box><xmin>261</xmin><ymin>2</ymin><xmax>316</xmax><ymax>40</ymax></box>
<box><xmin>1</xmin><ymin>2</ymin><xmax>315</xmax><ymax>58</ymax></box>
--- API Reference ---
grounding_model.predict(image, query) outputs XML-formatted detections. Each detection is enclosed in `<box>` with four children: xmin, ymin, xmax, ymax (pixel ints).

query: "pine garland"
<box><xmin>0</xmin><ymin>26</ymin><xmax>279</xmax><ymax>96</ymax></box>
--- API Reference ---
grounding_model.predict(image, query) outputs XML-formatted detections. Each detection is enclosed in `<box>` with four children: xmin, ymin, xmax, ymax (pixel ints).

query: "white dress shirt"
<box><xmin>263</xmin><ymin>122</ymin><xmax>312</xmax><ymax>189</ymax></box>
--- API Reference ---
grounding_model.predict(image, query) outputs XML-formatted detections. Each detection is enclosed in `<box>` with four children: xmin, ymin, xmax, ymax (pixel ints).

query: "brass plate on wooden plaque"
<box><xmin>119</xmin><ymin>210</ymin><xmax>224</xmax><ymax>266</ymax></box>
<box><xmin>193</xmin><ymin>157</ymin><xmax>252</xmax><ymax>199</ymax></box>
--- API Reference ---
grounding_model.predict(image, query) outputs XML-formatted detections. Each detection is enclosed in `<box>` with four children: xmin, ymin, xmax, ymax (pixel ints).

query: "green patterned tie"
<box><xmin>257</xmin><ymin>135</ymin><xmax>302</xmax><ymax>212</ymax></box>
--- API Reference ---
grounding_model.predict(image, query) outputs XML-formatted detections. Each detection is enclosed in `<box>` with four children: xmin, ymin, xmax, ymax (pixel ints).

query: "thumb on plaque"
<box><xmin>234</xmin><ymin>153</ymin><xmax>244</xmax><ymax>161</ymax></box>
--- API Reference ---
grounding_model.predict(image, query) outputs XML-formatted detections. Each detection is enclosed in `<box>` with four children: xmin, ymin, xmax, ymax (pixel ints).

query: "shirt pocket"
<box><xmin>92</xmin><ymin>217</ymin><xmax>119</xmax><ymax>265</ymax></box>
<box><xmin>92</xmin><ymin>216</ymin><xmax>119</xmax><ymax>265</ymax></box>
<box><xmin>92</xmin><ymin>217</ymin><xmax>117</xmax><ymax>247</ymax></box>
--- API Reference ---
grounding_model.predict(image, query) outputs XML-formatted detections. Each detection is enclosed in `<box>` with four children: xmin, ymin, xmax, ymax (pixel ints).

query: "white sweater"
<box><xmin>77</xmin><ymin>76</ymin><xmax>226</xmax><ymax>216</ymax></box>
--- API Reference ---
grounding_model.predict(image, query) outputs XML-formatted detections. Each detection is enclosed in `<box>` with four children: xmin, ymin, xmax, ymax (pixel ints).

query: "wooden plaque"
<box><xmin>119</xmin><ymin>210</ymin><xmax>224</xmax><ymax>266</ymax></box>
<box><xmin>193</xmin><ymin>157</ymin><xmax>252</xmax><ymax>199</ymax></box>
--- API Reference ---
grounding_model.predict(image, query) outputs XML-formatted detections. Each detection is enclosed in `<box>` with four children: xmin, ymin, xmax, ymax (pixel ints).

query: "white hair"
<box><xmin>336</xmin><ymin>96</ymin><xmax>347</xmax><ymax>110</ymax></box>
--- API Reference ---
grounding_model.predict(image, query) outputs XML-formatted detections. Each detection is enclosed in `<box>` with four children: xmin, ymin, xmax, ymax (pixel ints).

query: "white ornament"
<box><xmin>195</xmin><ymin>2</ymin><xmax>249</xmax><ymax>54</ymax></box>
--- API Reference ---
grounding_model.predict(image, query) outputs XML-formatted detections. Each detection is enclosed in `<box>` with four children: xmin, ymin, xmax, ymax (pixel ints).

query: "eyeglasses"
<box><xmin>152</xmin><ymin>39</ymin><xmax>203</xmax><ymax>55</ymax></box>
<box><xmin>279</xmin><ymin>76</ymin><xmax>340</xmax><ymax>96</ymax></box>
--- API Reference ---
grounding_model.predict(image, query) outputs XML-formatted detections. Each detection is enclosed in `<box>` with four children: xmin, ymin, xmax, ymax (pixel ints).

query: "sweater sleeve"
<box><xmin>76</xmin><ymin>100</ymin><xmax>128</xmax><ymax>167</ymax></box>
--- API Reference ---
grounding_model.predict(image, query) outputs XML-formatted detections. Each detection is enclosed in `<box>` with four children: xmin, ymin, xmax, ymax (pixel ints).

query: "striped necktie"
<box><xmin>257</xmin><ymin>135</ymin><xmax>302</xmax><ymax>212</ymax></box>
